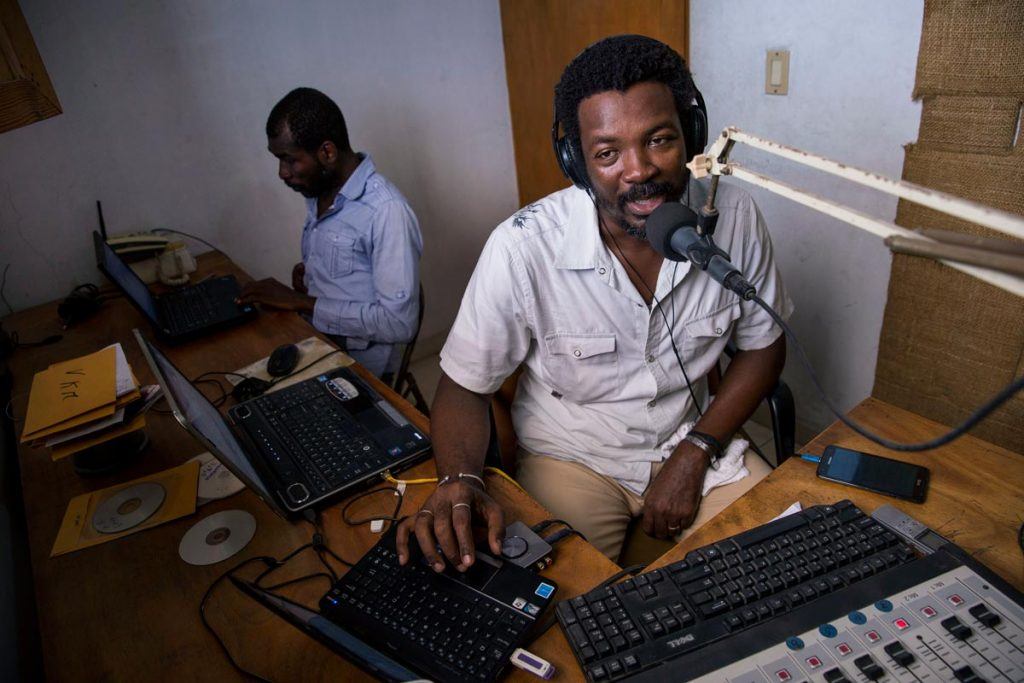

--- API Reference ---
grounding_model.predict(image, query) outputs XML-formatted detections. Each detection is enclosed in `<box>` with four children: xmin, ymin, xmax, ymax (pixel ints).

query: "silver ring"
<box><xmin>452</xmin><ymin>503</ymin><xmax>471</xmax><ymax>512</ymax></box>
<box><xmin>417</xmin><ymin>509</ymin><xmax>434</xmax><ymax>518</ymax></box>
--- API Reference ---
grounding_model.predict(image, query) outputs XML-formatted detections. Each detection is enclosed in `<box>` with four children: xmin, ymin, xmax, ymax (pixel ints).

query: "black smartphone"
<box><xmin>817</xmin><ymin>445</ymin><xmax>929</xmax><ymax>503</ymax></box>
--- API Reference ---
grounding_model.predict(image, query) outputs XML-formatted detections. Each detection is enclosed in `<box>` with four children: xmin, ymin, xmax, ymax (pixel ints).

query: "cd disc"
<box><xmin>189</xmin><ymin>452</ymin><xmax>245</xmax><ymax>504</ymax></box>
<box><xmin>92</xmin><ymin>482</ymin><xmax>166</xmax><ymax>534</ymax></box>
<box><xmin>178</xmin><ymin>510</ymin><xmax>256</xmax><ymax>566</ymax></box>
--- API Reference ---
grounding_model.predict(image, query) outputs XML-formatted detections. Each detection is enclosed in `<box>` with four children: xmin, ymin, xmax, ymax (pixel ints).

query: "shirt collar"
<box><xmin>555</xmin><ymin>187</ymin><xmax>604</xmax><ymax>270</ymax></box>
<box><xmin>340</xmin><ymin>152</ymin><xmax>374</xmax><ymax>202</ymax></box>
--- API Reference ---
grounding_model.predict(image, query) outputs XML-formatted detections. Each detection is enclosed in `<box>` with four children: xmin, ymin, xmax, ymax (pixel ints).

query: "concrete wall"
<box><xmin>0</xmin><ymin>0</ymin><xmax>520</xmax><ymax>350</ymax></box>
<box><xmin>690</xmin><ymin>0</ymin><xmax>924</xmax><ymax>433</ymax></box>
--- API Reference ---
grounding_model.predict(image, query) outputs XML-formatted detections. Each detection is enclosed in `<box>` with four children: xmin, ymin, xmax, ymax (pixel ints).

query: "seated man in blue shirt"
<box><xmin>239</xmin><ymin>87</ymin><xmax>423</xmax><ymax>378</ymax></box>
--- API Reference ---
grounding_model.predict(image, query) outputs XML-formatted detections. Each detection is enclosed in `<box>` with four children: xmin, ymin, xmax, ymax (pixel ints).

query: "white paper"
<box><xmin>105</xmin><ymin>343</ymin><xmax>136</xmax><ymax>397</ymax></box>
<box><xmin>770</xmin><ymin>501</ymin><xmax>803</xmax><ymax>522</ymax></box>
<box><xmin>44</xmin><ymin>407</ymin><xmax>126</xmax><ymax>447</ymax></box>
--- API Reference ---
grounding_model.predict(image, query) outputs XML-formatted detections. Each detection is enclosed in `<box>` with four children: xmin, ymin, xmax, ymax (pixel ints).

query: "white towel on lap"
<box><xmin>661</xmin><ymin>421</ymin><xmax>750</xmax><ymax>496</ymax></box>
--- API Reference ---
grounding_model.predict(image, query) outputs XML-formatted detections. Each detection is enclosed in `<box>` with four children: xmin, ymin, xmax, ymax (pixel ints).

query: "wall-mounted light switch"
<box><xmin>765</xmin><ymin>50</ymin><xmax>789</xmax><ymax>95</ymax></box>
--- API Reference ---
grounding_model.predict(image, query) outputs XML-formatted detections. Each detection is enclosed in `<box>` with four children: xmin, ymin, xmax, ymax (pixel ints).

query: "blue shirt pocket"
<box><xmin>325</xmin><ymin>232</ymin><xmax>357</xmax><ymax>278</ymax></box>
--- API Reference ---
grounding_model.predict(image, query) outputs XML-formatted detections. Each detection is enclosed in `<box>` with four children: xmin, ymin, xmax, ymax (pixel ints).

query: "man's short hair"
<box><xmin>554</xmin><ymin>35</ymin><xmax>698</xmax><ymax>155</ymax></box>
<box><xmin>266</xmin><ymin>87</ymin><xmax>351</xmax><ymax>153</ymax></box>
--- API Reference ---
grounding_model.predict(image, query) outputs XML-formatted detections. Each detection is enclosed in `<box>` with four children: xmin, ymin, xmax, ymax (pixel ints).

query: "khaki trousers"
<box><xmin>516</xmin><ymin>449</ymin><xmax>772</xmax><ymax>561</ymax></box>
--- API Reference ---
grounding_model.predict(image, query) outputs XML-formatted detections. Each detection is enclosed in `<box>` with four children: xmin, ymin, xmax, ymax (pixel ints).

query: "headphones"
<box><xmin>551</xmin><ymin>86</ymin><xmax>708</xmax><ymax>194</ymax></box>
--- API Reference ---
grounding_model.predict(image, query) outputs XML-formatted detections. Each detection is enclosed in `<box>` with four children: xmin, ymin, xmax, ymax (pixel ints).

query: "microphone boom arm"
<box><xmin>688</xmin><ymin>127</ymin><xmax>1024</xmax><ymax>298</ymax></box>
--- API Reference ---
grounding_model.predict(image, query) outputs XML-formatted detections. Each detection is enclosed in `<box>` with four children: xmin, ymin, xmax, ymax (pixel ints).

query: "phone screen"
<box><xmin>818</xmin><ymin>446</ymin><xmax>928</xmax><ymax>502</ymax></box>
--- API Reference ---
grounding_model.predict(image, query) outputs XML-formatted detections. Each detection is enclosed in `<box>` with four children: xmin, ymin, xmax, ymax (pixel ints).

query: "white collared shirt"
<box><xmin>440</xmin><ymin>179</ymin><xmax>793</xmax><ymax>494</ymax></box>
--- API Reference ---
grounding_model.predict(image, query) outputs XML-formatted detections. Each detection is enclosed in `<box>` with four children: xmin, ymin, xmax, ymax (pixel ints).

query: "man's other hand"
<box><xmin>395</xmin><ymin>480</ymin><xmax>505</xmax><ymax>573</ymax></box>
<box><xmin>641</xmin><ymin>444</ymin><xmax>708</xmax><ymax>539</ymax></box>
<box><xmin>291</xmin><ymin>262</ymin><xmax>307</xmax><ymax>294</ymax></box>
<box><xmin>237</xmin><ymin>278</ymin><xmax>314</xmax><ymax>313</ymax></box>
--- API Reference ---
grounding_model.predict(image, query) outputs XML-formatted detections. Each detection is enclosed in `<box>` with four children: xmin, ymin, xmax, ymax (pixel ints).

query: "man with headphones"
<box><xmin>397</xmin><ymin>36</ymin><xmax>792</xmax><ymax>568</ymax></box>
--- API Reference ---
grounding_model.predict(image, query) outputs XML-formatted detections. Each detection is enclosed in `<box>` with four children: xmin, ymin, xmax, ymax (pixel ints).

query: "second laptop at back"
<box><xmin>95</xmin><ymin>231</ymin><xmax>256</xmax><ymax>342</ymax></box>
<box><xmin>135</xmin><ymin>330</ymin><xmax>431</xmax><ymax>516</ymax></box>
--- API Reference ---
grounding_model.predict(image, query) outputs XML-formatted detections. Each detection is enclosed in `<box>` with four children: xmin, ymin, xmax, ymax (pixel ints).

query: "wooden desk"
<box><xmin>648</xmin><ymin>397</ymin><xmax>1024</xmax><ymax>593</ymax></box>
<box><xmin>5</xmin><ymin>253</ymin><xmax>617</xmax><ymax>682</ymax></box>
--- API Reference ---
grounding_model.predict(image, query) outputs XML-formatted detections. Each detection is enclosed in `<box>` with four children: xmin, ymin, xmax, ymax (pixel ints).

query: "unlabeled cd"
<box><xmin>178</xmin><ymin>510</ymin><xmax>256</xmax><ymax>566</ymax></box>
<box><xmin>92</xmin><ymin>482</ymin><xmax>166</xmax><ymax>534</ymax></box>
<box><xmin>189</xmin><ymin>452</ymin><xmax>245</xmax><ymax>504</ymax></box>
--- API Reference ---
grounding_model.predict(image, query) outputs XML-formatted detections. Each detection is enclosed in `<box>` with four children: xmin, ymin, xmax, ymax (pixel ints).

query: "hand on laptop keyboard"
<box><xmin>396</xmin><ymin>477</ymin><xmax>506</xmax><ymax>574</ymax></box>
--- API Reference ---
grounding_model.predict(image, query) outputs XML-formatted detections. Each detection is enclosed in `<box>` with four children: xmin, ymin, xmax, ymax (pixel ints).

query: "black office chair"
<box><xmin>391</xmin><ymin>284</ymin><xmax>429</xmax><ymax>416</ymax></box>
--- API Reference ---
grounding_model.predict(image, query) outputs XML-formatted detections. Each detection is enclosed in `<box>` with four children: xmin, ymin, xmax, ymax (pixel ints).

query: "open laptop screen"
<box><xmin>134</xmin><ymin>331</ymin><xmax>281</xmax><ymax>515</ymax></box>
<box><xmin>94</xmin><ymin>231</ymin><xmax>160</xmax><ymax>322</ymax></box>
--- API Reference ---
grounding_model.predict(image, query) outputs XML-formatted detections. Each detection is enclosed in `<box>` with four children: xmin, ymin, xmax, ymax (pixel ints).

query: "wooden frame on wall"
<box><xmin>0</xmin><ymin>0</ymin><xmax>61</xmax><ymax>135</ymax></box>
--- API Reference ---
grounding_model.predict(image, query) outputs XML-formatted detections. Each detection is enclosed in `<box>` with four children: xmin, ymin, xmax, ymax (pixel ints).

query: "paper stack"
<box><xmin>20</xmin><ymin>344</ymin><xmax>149</xmax><ymax>460</ymax></box>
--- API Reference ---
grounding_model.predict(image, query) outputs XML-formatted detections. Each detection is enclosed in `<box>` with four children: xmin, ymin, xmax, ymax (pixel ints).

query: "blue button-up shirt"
<box><xmin>301</xmin><ymin>154</ymin><xmax>423</xmax><ymax>376</ymax></box>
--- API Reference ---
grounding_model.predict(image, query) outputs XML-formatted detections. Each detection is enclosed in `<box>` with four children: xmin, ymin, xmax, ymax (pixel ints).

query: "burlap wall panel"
<box><xmin>873</xmin><ymin>0</ymin><xmax>1024</xmax><ymax>453</ymax></box>
<box><xmin>895</xmin><ymin>145</ymin><xmax>1024</xmax><ymax>237</ymax></box>
<box><xmin>917</xmin><ymin>96</ymin><xmax>1020</xmax><ymax>154</ymax></box>
<box><xmin>915</xmin><ymin>0</ymin><xmax>1023</xmax><ymax>97</ymax></box>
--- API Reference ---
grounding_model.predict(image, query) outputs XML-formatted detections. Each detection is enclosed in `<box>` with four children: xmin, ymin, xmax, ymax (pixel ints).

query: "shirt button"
<box><xmin>573</xmin><ymin>348</ymin><xmax>582</xmax><ymax>357</ymax></box>
<box><xmin>715</xmin><ymin>327</ymin><xmax>723</xmax><ymax>335</ymax></box>
<box><xmin>598</xmin><ymin>267</ymin><xmax>607</xmax><ymax>275</ymax></box>
<box><xmin>646</xmin><ymin>355</ymin><xmax>655</xmax><ymax>363</ymax></box>
<box><xmin>647</xmin><ymin>399</ymin><xmax>657</xmax><ymax>408</ymax></box>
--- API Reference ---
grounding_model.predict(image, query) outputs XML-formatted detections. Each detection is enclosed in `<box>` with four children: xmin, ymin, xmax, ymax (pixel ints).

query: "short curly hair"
<box><xmin>266</xmin><ymin>87</ymin><xmax>351</xmax><ymax>153</ymax></box>
<box><xmin>554</xmin><ymin>35</ymin><xmax>698</xmax><ymax>158</ymax></box>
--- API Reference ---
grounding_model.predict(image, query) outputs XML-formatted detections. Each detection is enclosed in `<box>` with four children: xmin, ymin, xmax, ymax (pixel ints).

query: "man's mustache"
<box><xmin>618</xmin><ymin>181</ymin><xmax>676</xmax><ymax>209</ymax></box>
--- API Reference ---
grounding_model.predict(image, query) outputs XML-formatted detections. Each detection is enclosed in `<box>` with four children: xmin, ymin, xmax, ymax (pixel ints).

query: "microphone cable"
<box><xmin>595</xmin><ymin>205</ymin><xmax>706</xmax><ymax>418</ymax></box>
<box><xmin>751</xmin><ymin>295</ymin><xmax>1024</xmax><ymax>452</ymax></box>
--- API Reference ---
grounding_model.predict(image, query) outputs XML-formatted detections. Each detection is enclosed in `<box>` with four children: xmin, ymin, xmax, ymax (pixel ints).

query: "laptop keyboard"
<box><xmin>249</xmin><ymin>380</ymin><xmax>393</xmax><ymax>494</ymax></box>
<box><xmin>163</xmin><ymin>282</ymin><xmax>223</xmax><ymax>331</ymax></box>
<box><xmin>321</xmin><ymin>540</ymin><xmax>535</xmax><ymax>681</ymax></box>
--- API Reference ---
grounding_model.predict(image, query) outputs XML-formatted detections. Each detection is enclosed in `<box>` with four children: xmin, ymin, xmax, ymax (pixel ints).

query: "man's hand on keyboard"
<box><xmin>396</xmin><ymin>480</ymin><xmax>505</xmax><ymax>573</ymax></box>
<box><xmin>641</xmin><ymin>443</ymin><xmax>708</xmax><ymax>539</ymax></box>
<box><xmin>237</xmin><ymin>277</ymin><xmax>314</xmax><ymax>313</ymax></box>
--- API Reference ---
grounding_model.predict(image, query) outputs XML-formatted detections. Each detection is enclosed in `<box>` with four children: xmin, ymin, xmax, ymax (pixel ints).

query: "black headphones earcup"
<box><xmin>553</xmin><ymin>126</ymin><xmax>592</xmax><ymax>193</ymax></box>
<box><xmin>688</xmin><ymin>89</ymin><xmax>709</xmax><ymax>157</ymax></box>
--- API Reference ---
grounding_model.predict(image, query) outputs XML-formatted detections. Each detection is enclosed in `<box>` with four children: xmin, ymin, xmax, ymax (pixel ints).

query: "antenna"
<box><xmin>96</xmin><ymin>200</ymin><xmax>108</xmax><ymax>241</ymax></box>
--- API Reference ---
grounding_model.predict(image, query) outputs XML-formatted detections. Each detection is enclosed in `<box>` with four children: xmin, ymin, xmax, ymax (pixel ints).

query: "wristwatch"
<box><xmin>683</xmin><ymin>431</ymin><xmax>723</xmax><ymax>470</ymax></box>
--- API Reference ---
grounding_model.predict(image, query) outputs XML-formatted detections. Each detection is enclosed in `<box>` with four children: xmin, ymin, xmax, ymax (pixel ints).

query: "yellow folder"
<box><xmin>21</xmin><ymin>347</ymin><xmax>117</xmax><ymax>443</ymax></box>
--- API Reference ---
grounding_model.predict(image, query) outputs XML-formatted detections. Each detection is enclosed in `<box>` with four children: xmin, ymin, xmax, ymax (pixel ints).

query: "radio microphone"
<box><xmin>646</xmin><ymin>203</ymin><xmax>757</xmax><ymax>300</ymax></box>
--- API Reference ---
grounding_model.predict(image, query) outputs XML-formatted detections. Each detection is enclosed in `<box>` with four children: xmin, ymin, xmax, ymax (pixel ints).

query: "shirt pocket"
<box><xmin>542</xmin><ymin>332</ymin><xmax>620</xmax><ymax>403</ymax></box>
<box><xmin>323</xmin><ymin>232</ymin><xmax>357</xmax><ymax>278</ymax></box>
<box><xmin>683</xmin><ymin>302</ymin><xmax>741</xmax><ymax>362</ymax></box>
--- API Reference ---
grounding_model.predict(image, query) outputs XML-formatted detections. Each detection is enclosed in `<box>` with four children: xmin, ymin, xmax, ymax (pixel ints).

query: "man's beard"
<box><xmin>291</xmin><ymin>162</ymin><xmax>336</xmax><ymax>198</ymax></box>
<box><xmin>599</xmin><ymin>180</ymin><xmax>681</xmax><ymax>239</ymax></box>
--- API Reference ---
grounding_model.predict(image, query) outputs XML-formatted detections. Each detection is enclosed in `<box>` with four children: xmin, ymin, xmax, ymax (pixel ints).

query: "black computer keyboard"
<box><xmin>557</xmin><ymin>500</ymin><xmax>918</xmax><ymax>682</ymax></box>
<box><xmin>250</xmin><ymin>381</ymin><xmax>392</xmax><ymax>493</ymax></box>
<box><xmin>320</xmin><ymin>534</ymin><xmax>538</xmax><ymax>682</ymax></box>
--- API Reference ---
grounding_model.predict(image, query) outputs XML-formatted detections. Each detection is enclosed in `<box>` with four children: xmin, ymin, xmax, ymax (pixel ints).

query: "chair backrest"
<box><xmin>392</xmin><ymin>283</ymin><xmax>425</xmax><ymax>394</ymax></box>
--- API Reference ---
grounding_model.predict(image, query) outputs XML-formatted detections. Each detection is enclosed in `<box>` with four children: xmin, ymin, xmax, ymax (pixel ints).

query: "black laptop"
<box><xmin>95</xmin><ymin>231</ymin><xmax>256</xmax><ymax>342</ymax></box>
<box><xmin>135</xmin><ymin>330</ymin><xmax>431</xmax><ymax>517</ymax></box>
<box><xmin>234</xmin><ymin>524</ymin><xmax>559</xmax><ymax>682</ymax></box>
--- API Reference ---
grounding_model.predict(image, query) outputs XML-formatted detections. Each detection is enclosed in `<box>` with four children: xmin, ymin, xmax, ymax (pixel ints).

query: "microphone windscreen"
<box><xmin>646</xmin><ymin>202</ymin><xmax>699</xmax><ymax>261</ymax></box>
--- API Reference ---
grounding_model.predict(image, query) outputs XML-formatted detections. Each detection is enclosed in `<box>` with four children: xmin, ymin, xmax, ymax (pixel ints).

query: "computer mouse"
<box><xmin>267</xmin><ymin>344</ymin><xmax>300</xmax><ymax>377</ymax></box>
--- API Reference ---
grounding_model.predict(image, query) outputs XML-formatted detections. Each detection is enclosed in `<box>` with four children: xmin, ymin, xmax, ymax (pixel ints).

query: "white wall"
<box><xmin>0</xmin><ymin>0</ymin><xmax>519</xmax><ymax>346</ymax></box>
<box><xmin>690</xmin><ymin>0</ymin><xmax>924</xmax><ymax>433</ymax></box>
